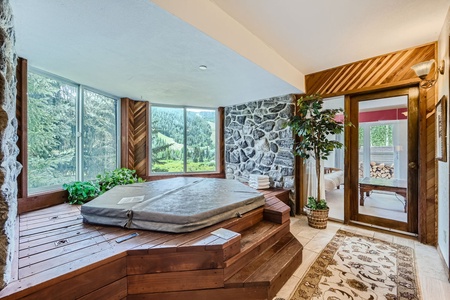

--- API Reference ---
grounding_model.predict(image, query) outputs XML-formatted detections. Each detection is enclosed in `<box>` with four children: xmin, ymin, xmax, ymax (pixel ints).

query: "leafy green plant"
<box><xmin>63</xmin><ymin>181</ymin><xmax>100</xmax><ymax>205</ymax></box>
<box><xmin>307</xmin><ymin>196</ymin><xmax>328</xmax><ymax>210</ymax></box>
<box><xmin>288</xmin><ymin>94</ymin><xmax>350</xmax><ymax>210</ymax></box>
<box><xmin>97</xmin><ymin>168</ymin><xmax>144</xmax><ymax>194</ymax></box>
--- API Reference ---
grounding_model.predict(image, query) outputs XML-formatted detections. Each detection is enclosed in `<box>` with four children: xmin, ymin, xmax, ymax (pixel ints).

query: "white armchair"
<box><xmin>324</xmin><ymin>167</ymin><xmax>344</xmax><ymax>191</ymax></box>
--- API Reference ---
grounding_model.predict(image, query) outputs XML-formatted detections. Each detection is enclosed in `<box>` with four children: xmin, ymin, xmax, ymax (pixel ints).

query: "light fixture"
<box><xmin>411</xmin><ymin>59</ymin><xmax>445</xmax><ymax>89</ymax></box>
<box><xmin>199</xmin><ymin>65</ymin><xmax>207</xmax><ymax>70</ymax></box>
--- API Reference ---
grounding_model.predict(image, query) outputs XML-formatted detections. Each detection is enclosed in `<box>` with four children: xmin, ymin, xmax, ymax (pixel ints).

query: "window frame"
<box><xmin>149</xmin><ymin>104</ymin><xmax>219</xmax><ymax>175</ymax></box>
<box><xmin>27</xmin><ymin>67</ymin><xmax>121</xmax><ymax>195</ymax></box>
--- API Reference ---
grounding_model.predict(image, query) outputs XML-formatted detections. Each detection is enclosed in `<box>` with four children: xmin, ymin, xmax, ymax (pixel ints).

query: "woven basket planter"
<box><xmin>304</xmin><ymin>207</ymin><xmax>329</xmax><ymax>229</ymax></box>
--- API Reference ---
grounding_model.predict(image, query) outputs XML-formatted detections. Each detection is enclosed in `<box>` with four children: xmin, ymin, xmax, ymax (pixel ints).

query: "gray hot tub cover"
<box><xmin>80</xmin><ymin>177</ymin><xmax>265</xmax><ymax>233</ymax></box>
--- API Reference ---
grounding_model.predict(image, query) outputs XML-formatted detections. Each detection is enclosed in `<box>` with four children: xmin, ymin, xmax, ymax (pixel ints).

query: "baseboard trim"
<box><xmin>436</xmin><ymin>243</ymin><xmax>450</xmax><ymax>282</ymax></box>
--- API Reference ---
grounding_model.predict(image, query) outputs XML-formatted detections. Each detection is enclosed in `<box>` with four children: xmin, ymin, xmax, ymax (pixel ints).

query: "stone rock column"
<box><xmin>0</xmin><ymin>0</ymin><xmax>21</xmax><ymax>289</ymax></box>
<box><xmin>224</xmin><ymin>94</ymin><xmax>295</xmax><ymax>189</ymax></box>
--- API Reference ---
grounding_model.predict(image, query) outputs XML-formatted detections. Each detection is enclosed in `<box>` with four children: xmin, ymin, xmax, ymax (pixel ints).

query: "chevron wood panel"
<box><xmin>121</xmin><ymin>98</ymin><xmax>149</xmax><ymax>178</ymax></box>
<box><xmin>306</xmin><ymin>43</ymin><xmax>435</xmax><ymax>97</ymax></box>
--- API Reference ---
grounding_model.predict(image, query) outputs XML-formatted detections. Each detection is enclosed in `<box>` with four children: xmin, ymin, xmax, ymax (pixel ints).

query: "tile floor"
<box><xmin>274</xmin><ymin>215</ymin><xmax>450</xmax><ymax>300</ymax></box>
<box><xmin>326</xmin><ymin>188</ymin><xmax>407</xmax><ymax>222</ymax></box>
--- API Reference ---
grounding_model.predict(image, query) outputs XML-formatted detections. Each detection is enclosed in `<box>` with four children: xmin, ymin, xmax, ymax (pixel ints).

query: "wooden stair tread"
<box><xmin>224</xmin><ymin>233</ymin><xmax>294</xmax><ymax>287</ymax></box>
<box><xmin>224</xmin><ymin>220</ymin><xmax>289</xmax><ymax>268</ymax></box>
<box><xmin>224</xmin><ymin>232</ymin><xmax>302</xmax><ymax>288</ymax></box>
<box><xmin>245</xmin><ymin>233</ymin><xmax>302</xmax><ymax>285</ymax></box>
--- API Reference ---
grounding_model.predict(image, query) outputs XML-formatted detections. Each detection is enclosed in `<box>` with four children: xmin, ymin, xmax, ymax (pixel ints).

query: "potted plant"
<box><xmin>288</xmin><ymin>94</ymin><xmax>348</xmax><ymax>229</ymax></box>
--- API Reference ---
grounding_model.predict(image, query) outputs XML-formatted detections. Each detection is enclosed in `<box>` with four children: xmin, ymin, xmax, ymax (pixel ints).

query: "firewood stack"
<box><xmin>369</xmin><ymin>162</ymin><xmax>394</xmax><ymax>179</ymax></box>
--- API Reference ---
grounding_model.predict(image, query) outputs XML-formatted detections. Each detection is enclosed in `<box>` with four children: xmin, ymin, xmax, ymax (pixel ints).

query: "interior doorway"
<box><xmin>323</xmin><ymin>96</ymin><xmax>345</xmax><ymax>221</ymax></box>
<box><xmin>346</xmin><ymin>87</ymin><xmax>419</xmax><ymax>233</ymax></box>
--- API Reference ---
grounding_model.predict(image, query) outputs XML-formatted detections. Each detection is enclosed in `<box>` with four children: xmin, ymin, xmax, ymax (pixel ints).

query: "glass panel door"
<box><xmin>357</xmin><ymin>96</ymin><xmax>409</xmax><ymax>226</ymax></box>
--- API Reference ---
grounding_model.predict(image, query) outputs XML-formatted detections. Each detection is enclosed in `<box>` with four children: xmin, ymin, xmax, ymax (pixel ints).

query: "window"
<box><xmin>150</xmin><ymin>106</ymin><xmax>217</xmax><ymax>173</ymax></box>
<box><xmin>82</xmin><ymin>89</ymin><xmax>118</xmax><ymax>180</ymax></box>
<box><xmin>27</xmin><ymin>69</ymin><xmax>119</xmax><ymax>194</ymax></box>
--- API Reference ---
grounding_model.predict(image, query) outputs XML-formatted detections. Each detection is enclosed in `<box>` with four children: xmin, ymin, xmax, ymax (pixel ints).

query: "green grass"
<box><xmin>152</xmin><ymin>160</ymin><xmax>216</xmax><ymax>173</ymax></box>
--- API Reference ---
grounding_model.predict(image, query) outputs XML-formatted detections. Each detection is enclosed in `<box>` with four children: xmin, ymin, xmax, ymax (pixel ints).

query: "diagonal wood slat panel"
<box><xmin>306</xmin><ymin>43</ymin><xmax>435</xmax><ymax>96</ymax></box>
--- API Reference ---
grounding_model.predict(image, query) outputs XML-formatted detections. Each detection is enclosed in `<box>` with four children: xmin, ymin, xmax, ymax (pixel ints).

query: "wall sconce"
<box><xmin>411</xmin><ymin>59</ymin><xmax>445</xmax><ymax>89</ymax></box>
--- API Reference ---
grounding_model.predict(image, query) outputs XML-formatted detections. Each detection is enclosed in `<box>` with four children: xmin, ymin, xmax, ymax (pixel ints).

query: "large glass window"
<box><xmin>83</xmin><ymin>90</ymin><xmax>118</xmax><ymax>180</ymax></box>
<box><xmin>150</xmin><ymin>106</ymin><xmax>217</xmax><ymax>173</ymax></box>
<box><xmin>27</xmin><ymin>72</ymin><xmax>77</xmax><ymax>190</ymax></box>
<box><xmin>27</xmin><ymin>70</ymin><xmax>119</xmax><ymax>194</ymax></box>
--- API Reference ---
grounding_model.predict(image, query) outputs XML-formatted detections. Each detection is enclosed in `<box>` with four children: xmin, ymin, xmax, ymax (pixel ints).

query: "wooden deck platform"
<box><xmin>0</xmin><ymin>188</ymin><xmax>302</xmax><ymax>300</ymax></box>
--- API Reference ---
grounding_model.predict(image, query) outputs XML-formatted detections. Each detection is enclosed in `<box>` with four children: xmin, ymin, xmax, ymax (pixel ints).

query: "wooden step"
<box><xmin>225</xmin><ymin>232</ymin><xmax>303</xmax><ymax>299</ymax></box>
<box><xmin>129</xmin><ymin>232</ymin><xmax>303</xmax><ymax>300</ymax></box>
<box><xmin>263</xmin><ymin>199</ymin><xmax>290</xmax><ymax>224</ymax></box>
<box><xmin>223</xmin><ymin>220</ymin><xmax>290</xmax><ymax>280</ymax></box>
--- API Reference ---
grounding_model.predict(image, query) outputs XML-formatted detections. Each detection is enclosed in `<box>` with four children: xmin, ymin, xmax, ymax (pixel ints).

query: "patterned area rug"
<box><xmin>290</xmin><ymin>229</ymin><xmax>420</xmax><ymax>300</ymax></box>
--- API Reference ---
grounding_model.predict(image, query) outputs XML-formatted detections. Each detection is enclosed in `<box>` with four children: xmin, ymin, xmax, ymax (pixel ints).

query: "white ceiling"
<box><xmin>212</xmin><ymin>0</ymin><xmax>449</xmax><ymax>74</ymax></box>
<box><xmin>10</xmin><ymin>0</ymin><xmax>449</xmax><ymax>107</ymax></box>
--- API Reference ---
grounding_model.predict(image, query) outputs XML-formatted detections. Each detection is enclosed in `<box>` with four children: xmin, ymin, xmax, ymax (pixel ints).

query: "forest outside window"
<box><xmin>27</xmin><ymin>69</ymin><xmax>120</xmax><ymax>195</ymax></box>
<box><xmin>150</xmin><ymin>106</ymin><xmax>217</xmax><ymax>173</ymax></box>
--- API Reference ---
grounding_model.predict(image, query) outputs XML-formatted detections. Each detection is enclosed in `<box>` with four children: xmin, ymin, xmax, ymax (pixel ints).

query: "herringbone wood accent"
<box><xmin>121</xmin><ymin>98</ymin><xmax>149</xmax><ymax>178</ymax></box>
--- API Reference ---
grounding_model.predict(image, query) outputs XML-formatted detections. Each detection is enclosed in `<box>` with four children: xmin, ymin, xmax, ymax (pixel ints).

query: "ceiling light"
<box><xmin>199</xmin><ymin>65</ymin><xmax>207</xmax><ymax>70</ymax></box>
<box><xmin>411</xmin><ymin>59</ymin><xmax>445</xmax><ymax>89</ymax></box>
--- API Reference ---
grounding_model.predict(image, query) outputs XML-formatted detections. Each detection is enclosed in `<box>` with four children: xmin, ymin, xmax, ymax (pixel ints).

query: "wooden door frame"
<box><xmin>344</xmin><ymin>87</ymin><xmax>419</xmax><ymax>233</ymax></box>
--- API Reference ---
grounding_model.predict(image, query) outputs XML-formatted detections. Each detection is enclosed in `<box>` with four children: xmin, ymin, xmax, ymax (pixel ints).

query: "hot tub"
<box><xmin>80</xmin><ymin>177</ymin><xmax>265</xmax><ymax>233</ymax></box>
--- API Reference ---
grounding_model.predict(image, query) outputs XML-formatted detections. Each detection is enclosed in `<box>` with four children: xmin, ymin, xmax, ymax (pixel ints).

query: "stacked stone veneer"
<box><xmin>0</xmin><ymin>0</ymin><xmax>21</xmax><ymax>289</ymax></box>
<box><xmin>225</xmin><ymin>94</ymin><xmax>295</xmax><ymax>189</ymax></box>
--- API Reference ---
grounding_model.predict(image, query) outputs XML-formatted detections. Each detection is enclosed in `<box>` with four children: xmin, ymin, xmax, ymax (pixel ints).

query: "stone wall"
<box><xmin>0</xmin><ymin>0</ymin><xmax>21</xmax><ymax>289</ymax></box>
<box><xmin>224</xmin><ymin>94</ymin><xmax>295</xmax><ymax>189</ymax></box>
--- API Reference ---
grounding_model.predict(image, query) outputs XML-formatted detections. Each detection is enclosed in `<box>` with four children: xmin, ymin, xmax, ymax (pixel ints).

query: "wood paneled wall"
<box><xmin>121</xmin><ymin>98</ymin><xmax>150</xmax><ymax>178</ymax></box>
<box><xmin>305</xmin><ymin>42</ymin><xmax>437</xmax><ymax>244</ymax></box>
<box><xmin>306</xmin><ymin>43</ymin><xmax>434</xmax><ymax>96</ymax></box>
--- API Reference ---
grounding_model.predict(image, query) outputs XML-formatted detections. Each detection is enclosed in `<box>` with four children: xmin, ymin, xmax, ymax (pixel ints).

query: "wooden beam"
<box><xmin>120</xmin><ymin>97</ymin><xmax>132</xmax><ymax>169</ymax></box>
<box><xmin>16</xmin><ymin>57</ymin><xmax>28</xmax><ymax>200</ymax></box>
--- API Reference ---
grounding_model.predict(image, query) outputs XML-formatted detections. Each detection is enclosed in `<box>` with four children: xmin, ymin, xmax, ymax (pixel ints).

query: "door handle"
<box><xmin>408</xmin><ymin>162</ymin><xmax>417</xmax><ymax>169</ymax></box>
